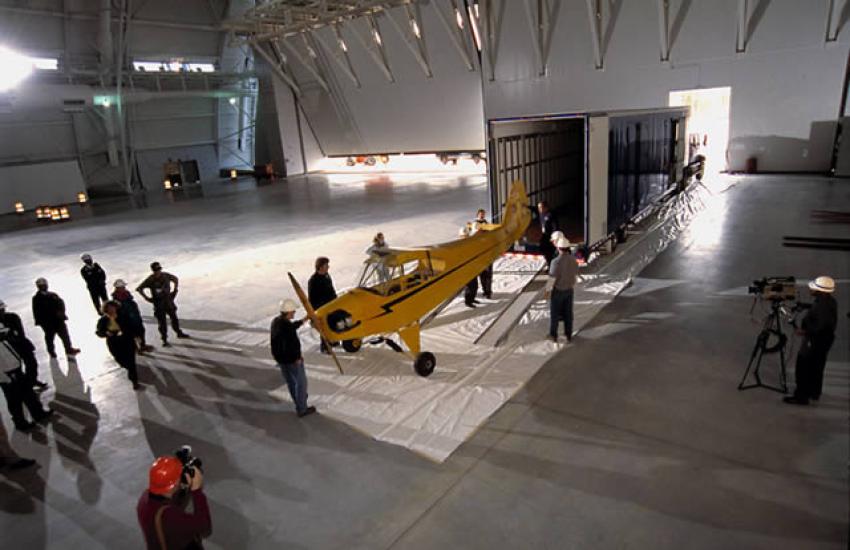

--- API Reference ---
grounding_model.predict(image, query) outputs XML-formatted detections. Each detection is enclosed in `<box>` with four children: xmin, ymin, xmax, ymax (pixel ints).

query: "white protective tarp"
<box><xmin>205</xmin><ymin>179</ymin><xmax>728</xmax><ymax>462</ymax></box>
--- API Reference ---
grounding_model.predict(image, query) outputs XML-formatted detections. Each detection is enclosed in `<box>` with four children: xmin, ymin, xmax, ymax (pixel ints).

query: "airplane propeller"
<box><xmin>287</xmin><ymin>272</ymin><xmax>344</xmax><ymax>375</ymax></box>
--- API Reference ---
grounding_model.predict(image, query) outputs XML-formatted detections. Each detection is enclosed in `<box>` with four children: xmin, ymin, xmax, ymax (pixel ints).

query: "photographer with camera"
<box><xmin>784</xmin><ymin>276</ymin><xmax>838</xmax><ymax>405</ymax></box>
<box><xmin>137</xmin><ymin>450</ymin><xmax>212</xmax><ymax>550</ymax></box>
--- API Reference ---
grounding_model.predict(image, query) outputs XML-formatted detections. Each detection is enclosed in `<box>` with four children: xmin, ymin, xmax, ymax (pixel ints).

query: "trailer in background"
<box><xmin>487</xmin><ymin>106</ymin><xmax>688</xmax><ymax>251</ymax></box>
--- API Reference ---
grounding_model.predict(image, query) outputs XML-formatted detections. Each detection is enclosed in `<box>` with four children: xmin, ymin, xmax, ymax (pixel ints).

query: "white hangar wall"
<box><xmin>480</xmin><ymin>0</ymin><xmax>850</xmax><ymax>172</ymax></box>
<box><xmin>280</xmin><ymin>2</ymin><xmax>487</xmax><ymax>156</ymax></box>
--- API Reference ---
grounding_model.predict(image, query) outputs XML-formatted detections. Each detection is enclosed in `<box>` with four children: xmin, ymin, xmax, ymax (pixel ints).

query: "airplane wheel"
<box><xmin>343</xmin><ymin>339</ymin><xmax>362</xmax><ymax>353</ymax></box>
<box><xmin>414</xmin><ymin>352</ymin><xmax>436</xmax><ymax>377</ymax></box>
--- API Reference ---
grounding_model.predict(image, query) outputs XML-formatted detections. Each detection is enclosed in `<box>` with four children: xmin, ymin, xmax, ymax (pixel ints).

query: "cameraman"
<box><xmin>784</xmin><ymin>276</ymin><xmax>838</xmax><ymax>405</ymax></box>
<box><xmin>137</xmin><ymin>456</ymin><xmax>212</xmax><ymax>549</ymax></box>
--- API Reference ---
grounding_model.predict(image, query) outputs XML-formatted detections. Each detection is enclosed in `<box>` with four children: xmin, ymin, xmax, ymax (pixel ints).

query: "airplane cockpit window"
<box><xmin>357</xmin><ymin>258</ymin><xmax>397</xmax><ymax>295</ymax></box>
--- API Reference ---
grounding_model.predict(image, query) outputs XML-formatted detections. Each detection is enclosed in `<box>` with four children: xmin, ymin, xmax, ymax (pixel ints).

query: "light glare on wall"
<box><xmin>0</xmin><ymin>46</ymin><xmax>34</xmax><ymax>91</ymax></box>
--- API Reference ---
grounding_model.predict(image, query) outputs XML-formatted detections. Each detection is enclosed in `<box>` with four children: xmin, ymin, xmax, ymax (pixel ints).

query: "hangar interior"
<box><xmin>0</xmin><ymin>1</ymin><xmax>848</xmax><ymax>549</ymax></box>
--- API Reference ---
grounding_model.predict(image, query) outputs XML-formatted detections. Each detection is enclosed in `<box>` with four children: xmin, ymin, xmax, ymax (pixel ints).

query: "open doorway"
<box><xmin>669</xmin><ymin>87</ymin><xmax>731</xmax><ymax>175</ymax></box>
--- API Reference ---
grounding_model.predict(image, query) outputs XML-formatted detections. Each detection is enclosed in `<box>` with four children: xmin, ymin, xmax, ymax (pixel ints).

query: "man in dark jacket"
<box><xmin>308</xmin><ymin>257</ymin><xmax>336</xmax><ymax>354</ymax></box>
<box><xmin>784</xmin><ymin>276</ymin><xmax>839</xmax><ymax>405</ymax></box>
<box><xmin>0</xmin><ymin>329</ymin><xmax>54</xmax><ymax>431</ymax></box>
<box><xmin>137</xmin><ymin>455</ymin><xmax>212</xmax><ymax>549</ymax></box>
<box><xmin>113</xmin><ymin>279</ymin><xmax>153</xmax><ymax>353</ymax></box>
<box><xmin>0</xmin><ymin>300</ymin><xmax>47</xmax><ymax>390</ymax></box>
<box><xmin>473</xmin><ymin>209</ymin><xmax>493</xmax><ymax>299</ymax></box>
<box><xmin>270</xmin><ymin>299</ymin><xmax>315</xmax><ymax>417</ymax></box>
<box><xmin>136</xmin><ymin>262</ymin><xmax>189</xmax><ymax>347</ymax></box>
<box><xmin>31</xmin><ymin>278</ymin><xmax>80</xmax><ymax>359</ymax></box>
<box><xmin>537</xmin><ymin>201</ymin><xmax>557</xmax><ymax>267</ymax></box>
<box><xmin>97</xmin><ymin>301</ymin><xmax>140</xmax><ymax>390</ymax></box>
<box><xmin>80</xmin><ymin>253</ymin><xmax>108</xmax><ymax>313</ymax></box>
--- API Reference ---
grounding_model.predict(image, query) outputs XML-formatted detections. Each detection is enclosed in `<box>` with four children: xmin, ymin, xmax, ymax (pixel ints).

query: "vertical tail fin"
<box><xmin>500</xmin><ymin>180</ymin><xmax>531</xmax><ymax>239</ymax></box>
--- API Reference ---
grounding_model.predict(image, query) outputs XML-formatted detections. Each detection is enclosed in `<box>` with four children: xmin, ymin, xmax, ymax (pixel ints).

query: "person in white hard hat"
<box><xmin>546</xmin><ymin>235</ymin><xmax>579</xmax><ymax>343</ymax></box>
<box><xmin>31</xmin><ymin>278</ymin><xmax>80</xmax><ymax>358</ymax></box>
<box><xmin>270</xmin><ymin>299</ymin><xmax>315</xmax><ymax>417</ymax></box>
<box><xmin>80</xmin><ymin>253</ymin><xmax>109</xmax><ymax>313</ymax></box>
<box><xmin>784</xmin><ymin>276</ymin><xmax>838</xmax><ymax>405</ymax></box>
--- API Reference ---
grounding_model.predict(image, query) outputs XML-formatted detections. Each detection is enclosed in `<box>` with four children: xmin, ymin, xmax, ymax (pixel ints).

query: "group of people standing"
<box><xmin>0</xmin><ymin>255</ymin><xmax>189</xmax><ymax>424</ymax></box>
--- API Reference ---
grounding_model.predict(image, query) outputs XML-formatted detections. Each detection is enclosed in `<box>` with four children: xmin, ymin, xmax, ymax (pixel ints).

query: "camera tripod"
<box><xmin>738</xmin><ymin>300</ymin><xmax>789</xmax><ymax>393</ymax></box>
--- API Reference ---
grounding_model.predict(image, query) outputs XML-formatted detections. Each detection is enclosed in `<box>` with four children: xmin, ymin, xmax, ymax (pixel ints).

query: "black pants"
<box><xmin>87</xmin><ymin>285</ymin><xmax>109</xmax><ymax>313</ymax></box>
<box><xmin>464</xmin><ymin>278</ymin><xmax>479</xmax><ymax>306</ymax></box>
<box><xmin>41</xmin><ymin>323</ymin><xmax>73</xmax><ymax>356</ymax></box>
<box><xmin>794</xmin><ymin>336</ymin><xmax>834</xmax><ymax>400</ymax></box>
<box><xmin>108</xmin><ymin>336</ymin><xmax>138</xmax><ymax>384</ymax></box>
<box><xmin>479</xmin><ymin>266</ymin><xmax>493</xmax><ymax>299</ymax></box>
<box><xmin>154</xmin><ymin>307</ymin><xmax>181</xmax><ymax>341</ymax></box>
<box><xmin>0</xmin><ymin>370</ymin><xmax>48</xmax><ymax>426</ymax></box>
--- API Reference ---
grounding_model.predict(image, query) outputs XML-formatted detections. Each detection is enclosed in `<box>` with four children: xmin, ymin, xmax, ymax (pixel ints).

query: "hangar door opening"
<box><xmin>669</xmin><ymin>87</ymin><xmax>731</xmax><ymax>175</ymax></box>
<box><xmin>488</xmin><ymin>117</ymin><xmax>586</xmax><ymax>243</ymax></box>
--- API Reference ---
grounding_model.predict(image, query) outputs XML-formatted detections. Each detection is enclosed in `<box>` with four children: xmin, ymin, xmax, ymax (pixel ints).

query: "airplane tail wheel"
<box><xmin>414</xmin><ymin>352</ymin><xmax>436</xmax><ymax>377</ymax></box>
<box><xmin>343</xmin><ymin>339</ymin><xmax>362</xmax><ymax>353</ymax></box>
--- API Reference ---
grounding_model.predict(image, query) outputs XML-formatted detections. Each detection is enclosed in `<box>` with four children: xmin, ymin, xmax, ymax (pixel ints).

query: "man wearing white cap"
<box><xmin>270</xmin><ymin>299</ymin><xmax>316</xmax><ymax>417</ymax></box>
<box><xmin>784</xmin><ymin>276</ymin><xmax>838</xmax><ymax>405</ymax></box>
<box><xmin>31</xmin><ymin>278</ymin><xmax>80</xmax><ymax>358</ymax></box>
<box><xmin>546</xmin><ymin>236</ymin><xmax>579</xmax><ymax>343</ymax></box>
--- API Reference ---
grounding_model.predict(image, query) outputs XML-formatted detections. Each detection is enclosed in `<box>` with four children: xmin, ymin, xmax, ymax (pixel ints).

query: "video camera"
<box><xmin>175</xmin><ymin>445</ymin><xmax>203</xmax><ymax>485</ymax></box>
<box><xmin>748</xmin><ymin>276</ymin><xmax>797</xmax><ymax>302</ymax></box>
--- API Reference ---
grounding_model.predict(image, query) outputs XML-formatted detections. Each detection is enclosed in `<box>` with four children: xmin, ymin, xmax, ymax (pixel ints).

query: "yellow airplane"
<box><xmin>288</xmin><ymin>180</ymin><xmax>531</xmax><ymax>377</ymax></box>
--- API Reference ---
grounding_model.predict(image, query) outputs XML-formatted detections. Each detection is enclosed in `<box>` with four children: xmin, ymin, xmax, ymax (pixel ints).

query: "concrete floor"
<box><xmin>0</xmin><ymin>173</ymin><xmax>847</xmax><ymax>549</ymax></box>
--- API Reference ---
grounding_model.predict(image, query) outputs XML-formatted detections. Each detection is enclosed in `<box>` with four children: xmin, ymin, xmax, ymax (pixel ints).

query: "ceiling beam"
<box><xmin>311</xmin><ymin>27</ymin><xmax>361</xmax><ymax>88</ymax></box>
<box><xmin>585</xmin><ymin>0</ymin><xmax>603</xmax><ymax>69</ymax></box>
<box><xmin>252</xmin><ymin>40</ymin><xmax>302</xmax><ymax>96</ymax></box>
<box><xmin>277</xmin><ymin>37</ymin><xmax>330</xmax><ymax>93</ymax></box>
<box><xmin>384</xmin><ymin>4</ymin><xmax>433</xmax><ymax>78</ymax></box>
<box><xmin>479</xmin><ymin>0</ymin><xmax>503</xmax><ymax>81</ymax></box>
<box><xmin>0</xmin><ymin>5</ymin><xmax>220</xmax><ymax>32</ymax></box>
<box><xmin>432</xmin><ymin>0</ymin><xmax>474</xmax><ymax>72</ymax></box>
<box><xmin>736</xmin><ymin>0</ymin><xmax>748</xmax><ymax>53</ymax></box>
<box><xmin>657</xmin><ymin>0</ymin><xmax>670</xmax><ymax>61</ymax></box>
<box><xmin>826</xmin><ymin>0</ymin><xmax>849</xmax><ymax>42</ymax></box>
<box><xmin>347</xmin><ymin>15</ymin><xmax>395</xmax><ymax>83</ymax></box>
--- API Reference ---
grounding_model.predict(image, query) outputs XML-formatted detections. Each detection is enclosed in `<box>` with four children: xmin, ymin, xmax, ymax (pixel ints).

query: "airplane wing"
<box><xmin>287</xmin><ymin>272</ymin><xmax>344</xmax><ymax>375</ymax></box>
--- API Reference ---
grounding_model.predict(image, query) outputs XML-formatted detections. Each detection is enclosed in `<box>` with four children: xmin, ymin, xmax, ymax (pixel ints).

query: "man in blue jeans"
<box><xmin>546</xmin><ymin>236</ymin><xmax>579</xmax><ymax>343</ymax></box>
<box><xmin>270</xmin><ymin>299</ymin><xmax>316</xmax><ymax>417</ymax></box>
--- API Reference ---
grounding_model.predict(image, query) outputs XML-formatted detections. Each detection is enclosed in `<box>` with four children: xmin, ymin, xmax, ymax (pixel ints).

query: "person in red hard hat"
<box><xmin>137</xmin><ymin>456</ymin><xmax>212</xmax><ymax>549</ymax></box>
